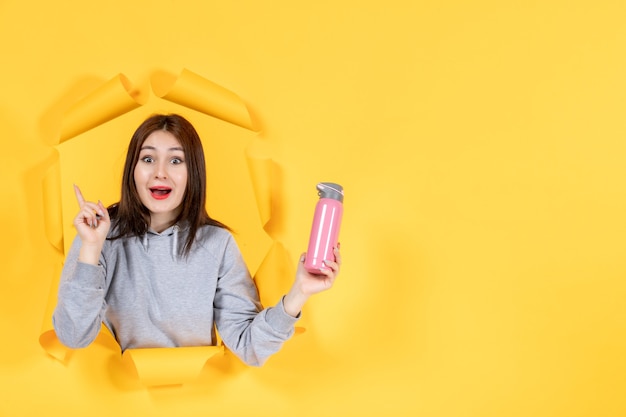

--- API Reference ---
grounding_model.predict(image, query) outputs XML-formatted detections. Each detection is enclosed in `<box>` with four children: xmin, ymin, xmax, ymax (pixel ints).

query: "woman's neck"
<box><xmin>149</xmin><ymin>215</ymin><xmax>177</xmax><ymax>233</ymax></box>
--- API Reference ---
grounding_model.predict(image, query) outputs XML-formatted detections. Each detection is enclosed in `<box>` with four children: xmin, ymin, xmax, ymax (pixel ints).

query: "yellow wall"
<box><xmin>2</xmin><ymin>0</ymin><xmax>626</xmax><ymax>415</ymax></box>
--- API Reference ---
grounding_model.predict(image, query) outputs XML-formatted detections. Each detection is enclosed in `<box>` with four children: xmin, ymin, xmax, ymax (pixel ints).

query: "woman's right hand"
<box><xmin>73</xmin><ymin>184</ymin><xmax>110</xmax><ymax>264</ymax></box>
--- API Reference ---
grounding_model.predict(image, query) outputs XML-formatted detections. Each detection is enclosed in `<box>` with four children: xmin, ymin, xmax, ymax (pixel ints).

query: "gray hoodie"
<box><xmin>53</xmin><ymin>223</ymin><xmax>298</xmax><ymax>366</ymax></box>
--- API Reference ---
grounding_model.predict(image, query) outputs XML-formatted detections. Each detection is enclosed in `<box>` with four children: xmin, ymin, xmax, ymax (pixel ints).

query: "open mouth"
<box><xmin>150</xmin><ymin>187</ymin><xmax>172</xmax><ymax>200</ymax></box>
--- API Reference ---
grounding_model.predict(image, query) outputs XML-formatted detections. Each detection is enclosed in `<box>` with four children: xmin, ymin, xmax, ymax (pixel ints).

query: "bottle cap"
<box><xmin>317</xmin><ymin>182</ymin><xmax>344</xmax><ymax>202</ymax></box>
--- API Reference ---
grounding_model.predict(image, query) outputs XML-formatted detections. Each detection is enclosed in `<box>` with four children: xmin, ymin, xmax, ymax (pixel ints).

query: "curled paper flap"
<box><xmin>39</xmin><ymin>331</ymin><xmax>71</xmax><ymax>363</ymax></box>
<box><xmin>246</xmin><ymin>148</ymin><xmax>272</xmax><ymax>227</ymax></box>
<box><xmin>122</xmin><ymin>345</ymin><xmax>224</xmax><ymax>387</ymax></box>
<box><xmin>152</xmin><ymin>69</ymin><xmax>257</xmax><ymax>131</ymax></box>
<box><xmin>59</xmin><ymin>74</ymin><xmax>145</xmax><ymax>142</ymax></box>
<box><xmin>42</xmin><ymin>154</ymin><xmax>64</xmax><ymax>252</ymax></box>
<box><xmin>40</xmin><ymin>325</ymin><xmax>120</xmax><ymax>364</ymax></box>
<box><xmin>254</xmin><ymin>242</ymin><xmax>306</xmax><ymax>334</ymax></box>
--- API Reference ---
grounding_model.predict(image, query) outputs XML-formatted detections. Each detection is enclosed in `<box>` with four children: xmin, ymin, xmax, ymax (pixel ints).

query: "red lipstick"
<box><xmin>150</xmin><ymin>186</ymin><xmax>172</xmax><ymax>200</ymax></box>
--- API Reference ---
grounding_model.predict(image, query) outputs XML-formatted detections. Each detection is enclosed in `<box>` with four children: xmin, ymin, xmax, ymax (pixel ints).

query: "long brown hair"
<box><xmin>108</xmin><ymin>113</ymin><xmax>229</xmax><ymax>256</ymax></box>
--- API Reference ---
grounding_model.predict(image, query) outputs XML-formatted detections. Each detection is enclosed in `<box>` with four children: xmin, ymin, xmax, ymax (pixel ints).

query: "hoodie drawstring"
<box><xmin>171</xmin><ymin>225</ymin><xmax>179</xmax><ymax>259</ymax></box>
<box><xmin>142</xmin><ymin>233</ymin><xmax>149</xmax><ymax>252</ymax></box>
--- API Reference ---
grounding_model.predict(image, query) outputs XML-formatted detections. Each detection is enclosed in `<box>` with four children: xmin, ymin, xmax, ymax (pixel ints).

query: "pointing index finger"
<box><xmin>73</xmin><ymin>184</ymin><xmax>86</xmax><ymax>206</ymax></box>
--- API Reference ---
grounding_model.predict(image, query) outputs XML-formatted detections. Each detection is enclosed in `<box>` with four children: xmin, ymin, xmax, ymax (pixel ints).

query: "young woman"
<box><xmin>53</xmin><ymin>114</ymin><xmax>340</xmax><ymax>366</ymax></box>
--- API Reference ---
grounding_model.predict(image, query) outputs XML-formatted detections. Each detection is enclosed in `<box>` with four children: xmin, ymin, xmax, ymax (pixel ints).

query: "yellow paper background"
<box><xmin>2</xmin><ymin>0</ymin><xmax>626</xmax><ymax>416</ymax></box>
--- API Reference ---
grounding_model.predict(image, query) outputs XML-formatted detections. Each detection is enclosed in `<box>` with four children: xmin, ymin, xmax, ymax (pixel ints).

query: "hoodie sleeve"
<box><xmin>52</xmin><ymin>236</ymin><xmax>108</xmax><ymax>348</ymax></box>
<box><xmin>213</xmin><ymin>235</ymin><xmax>299</xmax><ymax>366</ymax></box>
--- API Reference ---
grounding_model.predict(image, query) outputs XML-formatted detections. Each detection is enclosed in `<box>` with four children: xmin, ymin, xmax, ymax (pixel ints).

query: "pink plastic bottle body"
<box><xmin>304</xmin><ymin>197</ymin><xmax>343</xmax><ymax>274</ymax></box>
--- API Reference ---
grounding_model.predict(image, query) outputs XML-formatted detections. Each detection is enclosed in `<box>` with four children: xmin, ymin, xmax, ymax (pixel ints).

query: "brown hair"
<box><xmin>108</xmin><ymin>113</ymin><xmax>229</xmax><ymax>256</ymax></box>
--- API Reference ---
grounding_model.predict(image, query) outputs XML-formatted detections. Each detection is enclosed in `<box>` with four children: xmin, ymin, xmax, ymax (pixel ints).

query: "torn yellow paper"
<box><xmin>42</xmin><ymin>153</ymin><xmax>63</xmax><ymax>252</ymax></box>
<box><xmin>254</xmin><ymin>241</ymin><xmax>306</xmax><ymax>334</ymax></box>
<box><xmin>122</xmin><ymin>345</ymin><xmax>224</xmax><ymax>387</ymax></box>
<box><xmin>152</xmin><ymin>69</ymin><xmax>257</xmax><ymax>131</ymax></box>
<box><xmin>246</xmin><ymin>149</ymin><xmax>273</xmax><ymax>227</ymax></box>
<box><xmin>40</xmin><ymin>68</ymin><xmax>297</xmax><ymax>386</ymax></box>
<box><xmin>59</xmin><ymin>74</ymin><xmax>145</xmax><ymax>143</ymax></box>
<box><xmin>39</xmin><ymin>329</ymin><xmax>71</xmax><ymax>363</ymax></box>
<box><xmin>39</xmin><ymin>261</ymin><xmax>69</xmax><ymax>362</ymax></box>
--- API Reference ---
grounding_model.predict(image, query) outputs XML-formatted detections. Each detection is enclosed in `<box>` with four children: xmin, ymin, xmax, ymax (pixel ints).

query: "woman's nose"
<box><xmin>155</xmin><ymin>161</ymin><xmax>168</xmax><ymax>178</ymax></box>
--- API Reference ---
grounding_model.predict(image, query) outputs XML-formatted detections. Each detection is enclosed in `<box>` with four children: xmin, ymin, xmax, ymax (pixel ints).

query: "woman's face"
<box><xmin>134</xmin><ymin>130</ymin><xmax>188</xmax><ymax>231</ymax></box>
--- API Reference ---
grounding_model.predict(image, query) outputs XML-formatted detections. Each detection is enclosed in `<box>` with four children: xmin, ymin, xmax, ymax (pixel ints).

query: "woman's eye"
<box><xmin>141</xmin><ymin>156</ymin><xmax>154</xmax><ymax>163</ymax></box>
<box><xmin>171</xmin><ymin>158</ymin><xmax>184</xmax><ymax>165</ymax></box>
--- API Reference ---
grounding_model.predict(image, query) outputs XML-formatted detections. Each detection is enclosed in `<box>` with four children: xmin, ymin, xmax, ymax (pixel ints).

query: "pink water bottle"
<box><xmin>304</xmin><ymin>182</ymin><xmax>344</xmax><ymax>274</ymax></box>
